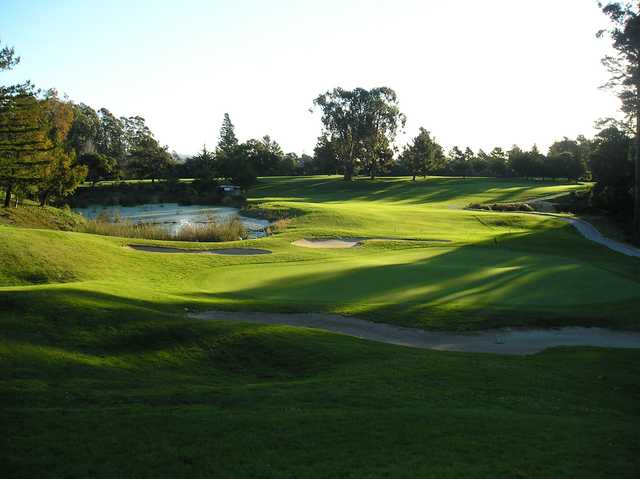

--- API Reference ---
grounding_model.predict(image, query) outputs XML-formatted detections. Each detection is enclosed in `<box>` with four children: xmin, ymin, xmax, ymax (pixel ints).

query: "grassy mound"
<box><xmin>0</xmin><ymin>205</ymin><xmax>85</xmax><ymax>231</ymax></box>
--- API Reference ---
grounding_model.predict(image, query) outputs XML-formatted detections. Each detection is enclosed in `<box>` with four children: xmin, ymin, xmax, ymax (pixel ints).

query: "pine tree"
<box><xmin>217</xmin><ymin>113</ymin><xmax>238</xmax><ymax>154</ymax></box>
<box><xmin>0</xmin><ymin>88</ymin><xmax>53</xmax><ymax>206</ymax></box>
<box><xmin>0</xmin><ymin>43</ymin><xmax>57</xmax><ymax>206</ymax></box>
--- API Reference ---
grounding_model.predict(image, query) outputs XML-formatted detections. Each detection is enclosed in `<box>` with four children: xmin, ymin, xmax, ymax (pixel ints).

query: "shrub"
<box><xmin>265</xmin><ymin>218</ymin><xmax>291</xmax><ymax>235</ymax></box>
<box><xmin>466</xmin><ymin>202</ymin><xmax>534</xmax><ymax>212</ymax></box>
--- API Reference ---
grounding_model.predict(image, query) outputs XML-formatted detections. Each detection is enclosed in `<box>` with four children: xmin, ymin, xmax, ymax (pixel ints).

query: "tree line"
<box><xmin>1</xmin><ymin>0</ymin><xmax>638</xmax><ymax>240</ymax></box>
<box><xmin>0</xmin><ymin>42</ymin><xmax>179</xmax><ymax>206</ymax></box>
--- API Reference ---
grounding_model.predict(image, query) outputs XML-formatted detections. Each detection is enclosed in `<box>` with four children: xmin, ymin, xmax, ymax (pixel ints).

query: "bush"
<box><xmin>265</xmin><ymin>218</ymin><xmax>291</xmax><ymax>235</ymax></box>
<box><xmin>467</xmin><ymin>202</ymin><xmax>535</xmax><ymax>212</ymax></box>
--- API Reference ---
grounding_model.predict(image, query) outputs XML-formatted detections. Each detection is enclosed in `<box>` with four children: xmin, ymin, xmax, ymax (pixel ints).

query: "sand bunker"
<box><xmin>128</xmin><ymin>245</ymin><xmax>272</xmax><ymax>255</ymax></box>
<box><xmin>292</xmin><ymin>237</ymin><xmax>451</xmax><ymax>249</ymax></box>
<box><xmin>292</xmin><ymin>238</ymin><xmax>363</xmax><ymax>249</ymax></box>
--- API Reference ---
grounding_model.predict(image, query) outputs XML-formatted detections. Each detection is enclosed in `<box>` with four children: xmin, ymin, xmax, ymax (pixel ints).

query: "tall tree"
<box><xmin>448</xmin><ymin>146</ymin><xmax>469</xmax><ymax>178</ymax></box>
<box><xmin>35</xmin><ymin>91</ymin><xmax>86</xmax><ymax>205</ymax></box>
<box><xmin>37</xmin><ymin>149</ymin><xmax>87</xmax><ymax>206</ymax></box>
<box><xmin>216</xmin><ymin>114</ymin><xmax>255</xmax><ymax>187</ymax></box>
<box><xmin>218</xmin><ymin>113</ymin><xmax>238</xmax><ymax>154</ymax></box>
<box><xmin>313</xmin><ymin>87</ymin><xmax>405</xmax><ymax>181</ymax></box>
<box><xmin>247</xmin><ymin>135</ymin><xmax>284</xmax><ymax>176</ymax></box>
<box><xmin>0</xmin><ymin>43</ymin><xmax>56</xmax><ymax>207</ymax></box>
<box><xmin>127</xmin><ymin>137</ymin><xmax>173</xmax><ymax>183</ymax></box>
<box><xmin>185</xmin><ymin>145</ymin><xmax>217</xmax><ymax>183</ymax></box>
<box><xmin>68</xmin><ymin>103</ymin><xmax>100</xmax><ymax>156</ymax></box>
<box><xmin>599</xmin><ymin>2</ymin><xmax>640</xmax><ymax>241</ymax></box>
<box><xmin>400</xmin><ymin>128</ymin><xmax>441</xmax><ymax>180</ymax></box>
<box><xmin>487</xmin><ymin>147</ymin><xmax>509</xmax><ymax>177</ymax></box>
<box><xmin>313</xmin><ymin>134</ymin><xmax>340</xmax><ymax>175</ymax></box>
<box><xmin>78</xmin><ymin>152</ymin><xmax>115</xmax><ymax>185</ymax></box>
<box><xmin>95</xmin><ymin>108</ymin><xmax>125</xmax><ymax>175</ymax></box>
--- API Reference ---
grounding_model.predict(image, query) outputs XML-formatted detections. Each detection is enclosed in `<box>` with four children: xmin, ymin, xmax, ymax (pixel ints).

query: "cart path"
<box><xmin>191</xmin><ymin>310</ymin><xmax>640</xmax><ymax>355</ymax></box>
<box><xmin>535</xmin><ymin>213</ymin><xmax>640</xmax><ymax>258</ymax></box>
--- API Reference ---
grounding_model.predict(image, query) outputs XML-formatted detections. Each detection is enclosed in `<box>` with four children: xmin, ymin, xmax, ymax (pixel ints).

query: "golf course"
<box><xmin>2</xmin><ymin>176</ymin><xmax>640</xmax><ymax>477</ymax></box>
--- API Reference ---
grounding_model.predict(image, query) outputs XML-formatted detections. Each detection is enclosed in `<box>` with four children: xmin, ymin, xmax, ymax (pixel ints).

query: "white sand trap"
<box><xmin>292</xmin><ymin>238</ymin><xmax>363</xmax><ymax>249</ymax></box>
<box><xmin>191</xmin><ymin>310</ymin><xmax>640</xmax><ymax>355</ymax></box>
<box><xmin>128</xmin><ymin>245</ymin><xmax>272</xmax><ymax>255</ymax></box>
<box><xmin>292</xmin><ymin>237</ymin><xmax>451</xmax><ymax>249</ymax></box>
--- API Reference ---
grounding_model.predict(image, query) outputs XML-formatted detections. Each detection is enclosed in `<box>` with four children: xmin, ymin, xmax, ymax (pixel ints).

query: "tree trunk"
<box><xmin>634</xmin><ymin>95</ymin><xmax>640</xmax><ymax>244</ymax></box>
<box><xmin>3</xmin><ymin>183</ymin><xmax>13</xmax><ymax>208</ymax></box>
<box><xmin>39</xmin><ymin>191</ymin><xmax>50</xmax><ymax>207</ymax></box>
<box><xmin>412</xmin><ymin>174</ymin><xmax>416</xmax><ymax>181</ymax></box>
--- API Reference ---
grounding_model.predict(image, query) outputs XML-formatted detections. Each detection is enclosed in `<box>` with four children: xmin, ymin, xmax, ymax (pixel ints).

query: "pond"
<box><xmin>73</xmin><ymin>203</ymin><xmax>271</xmax><ymax>238</ymax></box>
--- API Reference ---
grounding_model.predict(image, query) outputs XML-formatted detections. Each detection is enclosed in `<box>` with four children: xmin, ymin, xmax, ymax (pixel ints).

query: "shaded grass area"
<box><xmin>1</xmin><ymin>295</ymin><xmax>639</xmax><ymax>478</ymax></box>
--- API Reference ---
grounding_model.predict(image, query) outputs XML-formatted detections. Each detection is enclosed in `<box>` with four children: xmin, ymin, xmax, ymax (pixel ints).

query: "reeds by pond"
<box><xmin>81</xmin><ymin>212</ymin><xmax>248</xmax><ymax>242</ymax></box>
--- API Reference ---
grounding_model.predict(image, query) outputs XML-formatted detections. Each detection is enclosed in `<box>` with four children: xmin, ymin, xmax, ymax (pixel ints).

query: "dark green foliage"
<box><xmin>127</xmin><ymin>138</ymin><xmax>174</xmax><ymax>183</ymax></box>
<box><xmin>215</xmin><ymin>114</ymin><xmax>256</xmax><ymax>188</ymax></box>
<box><xmin>589</xmin><ymin>125</ymin><xmax>634</xmax><ymax>215</ymax></box>
<box><xmin>400</xmin><ymin>127</ymin><xmax>443</xmax><ymax>180</ymax></box>
<box><xmin>246</xmin><ymin>135</ymin><xmax>285</xmax><ymax>176</ymax></box>
<box><xmin>599</xmin><ymin>2</ymin><xmax>640</xmax><ymax>241</ymax></box>
<box><xmin>217</xmin><ymin>113</ymin><xmax>238</xmax><ymax>153</ymax></box>
<box><xmin>312</xmin><ymin>134</ymin><xmax>341</xmax><ymax>175</ymax></box>
<box><xmin>67</xmin><ymin>180</ymin><xmax>226</xmax><ymax>207</ymax></box>
<box><xmin>78</xmin><ymin>152</ymin><xmax>116</xmax><ymax>185</ymax></box>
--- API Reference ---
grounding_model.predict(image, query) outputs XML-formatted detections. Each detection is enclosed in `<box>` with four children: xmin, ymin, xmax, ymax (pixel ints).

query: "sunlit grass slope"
<box><xmin>1</xmin><ymin>176</ymin><xmax>639</xmax><ymax>477</ymax></box>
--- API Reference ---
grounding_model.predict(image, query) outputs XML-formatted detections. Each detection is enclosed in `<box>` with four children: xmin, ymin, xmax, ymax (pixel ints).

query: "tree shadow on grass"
<box><xmin>180</xmin><ymin>230</ymin><xmax>640</xmax><ymax>330</ymax></box>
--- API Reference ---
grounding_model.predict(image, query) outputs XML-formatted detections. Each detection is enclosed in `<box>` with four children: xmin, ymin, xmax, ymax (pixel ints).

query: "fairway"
<box><xmin>2</xmin><ymin>176</ymin><xmax>640</xmax><ymax>477</ymax></box>
<box><xmin>1</xmin><ymin>176</ymin><xmax>636</xmax><ymax>330</ymax></box>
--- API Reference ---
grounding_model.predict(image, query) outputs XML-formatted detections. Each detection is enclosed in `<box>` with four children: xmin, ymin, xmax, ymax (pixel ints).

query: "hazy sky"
<box><xmin>1</xmin><ymin>0</ymin><xmax>622</xmax><ymax>156</ymax></box>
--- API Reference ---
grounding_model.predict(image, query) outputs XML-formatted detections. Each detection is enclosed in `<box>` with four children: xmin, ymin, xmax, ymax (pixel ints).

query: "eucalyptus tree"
<box><xmin>599</xmin><ymin>1</ymin><xmax>640</xmax><ymax>240</ymax></box>
<box><xmin>313</xmin><ymin>87</ymin><xmax>405</xmax><ymax>181</ymax></box>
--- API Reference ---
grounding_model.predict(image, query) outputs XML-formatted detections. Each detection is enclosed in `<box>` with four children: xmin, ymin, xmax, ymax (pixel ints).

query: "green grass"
<box><xmin>1</xmin><ymin>176</ymin><xmax>639</xmax><ymax>477</ymax></box>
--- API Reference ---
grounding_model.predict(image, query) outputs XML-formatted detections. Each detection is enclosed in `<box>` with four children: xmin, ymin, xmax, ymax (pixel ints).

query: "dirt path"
<box><xmin>191</xmin><ymin>310</ymin><xmax>640</xmax><ymax>355</ymax></box>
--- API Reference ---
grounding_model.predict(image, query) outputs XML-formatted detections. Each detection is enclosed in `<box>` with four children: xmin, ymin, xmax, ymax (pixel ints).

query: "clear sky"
<box><xmin>0</xmin><ymin>0</ymin><xmax>622</xmax><ymax>156</ymax></box>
